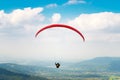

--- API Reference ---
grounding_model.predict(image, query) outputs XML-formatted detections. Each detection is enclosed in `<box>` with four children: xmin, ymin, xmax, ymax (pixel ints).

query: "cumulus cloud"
<box><xmin>11</xmin><ymin>8</ymin><xmax>43</xmax><ymax>24</ymax></box>
<box><xmin>51</xmin><ymin>13</ymin><xmax>61</xmax><ymax>23</ymax></box>
<box><xmin>0</xmin><ymin>8</ymin><xmax>120</xmax><ymax>61</ymax></box>
<box><xmin>68</xmin><ymin>12</ymin><xmax>120</xmax><ymax>32</ymax></box>
<box><xmin>0</xmin><ymin>7</ymin><xmax>45</xmax><ymax>37</ymax></box>
<box><xmin>67</xmin><ymin>12</ymin><xmax>120</xmax><ymax>42</ymax></box>
<box><xmin>46</xmin><ymin>3</ymin><xmax>58</xmax><ymax>8</ymax></box>
<box><xmin>64</xmin><ymin>0</ymin><xmax>86</xmax><ymax>5</ymax></box>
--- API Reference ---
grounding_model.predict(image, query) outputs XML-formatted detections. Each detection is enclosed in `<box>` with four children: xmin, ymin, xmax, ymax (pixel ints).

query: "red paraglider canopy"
<box><xmin>35</xmin><ymin>24</ymin><xmax>85</xmax><ymax>42</ymax></box>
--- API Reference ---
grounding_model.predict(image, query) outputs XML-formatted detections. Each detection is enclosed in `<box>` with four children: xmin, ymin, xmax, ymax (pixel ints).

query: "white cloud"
<box><xmin>68</xmin><ymin>12</ymin><xmax>120</xmax><ymax>31</ymax></box>
<box><xmin>51</xmin><ymin>13</ymin><xmax>61</xmax><ymax>23</ymax></box>
<box><xmin>0</xmin><ymin>8</ymin><xmax>120</xmax><ymax>62</ymax></box>
<box><xmin>67</xmin><ymin>12</ymin><xmax>120</xmax><ymax>42</ymax></box>
<box><xmin>64</xmin><ymin>0</ymin><xmax>86</xmax><ymax>5</ymax></box>
<box><xmin>0</xmin><ymin>7</ymin><xmax>45</xmax><ymax>37</ymax></box>
<box><xmin>46</xmin><ymin>3</ymin><xmax>58</xmax><ymax>8</ymax></box>
<box><xmin>10</xmin><ymin>7</ymin><xmax>44</xmax><ymax>25</ymax></box>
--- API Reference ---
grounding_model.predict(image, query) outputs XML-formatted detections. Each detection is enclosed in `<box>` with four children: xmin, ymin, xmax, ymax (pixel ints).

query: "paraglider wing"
<box><xmin>35</xmin><ymin>24</ymin><xmax>85</xmax><ymax>41</ymax></box>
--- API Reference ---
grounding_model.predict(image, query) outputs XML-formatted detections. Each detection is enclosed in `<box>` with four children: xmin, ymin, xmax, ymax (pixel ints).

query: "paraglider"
<box><xmin>55</xmin><ymin>62</ymin><xmax>60</xmax><ymax>68</ymax></box>
<box><xmin>35</xmin><ymin>24</ymin><xmax>85</xmax><ymax>68</ymax></box>
<box><xmin>35</xmin><ymin>24</ymin><xmax>85</xmax><ymax>42</ymax></box>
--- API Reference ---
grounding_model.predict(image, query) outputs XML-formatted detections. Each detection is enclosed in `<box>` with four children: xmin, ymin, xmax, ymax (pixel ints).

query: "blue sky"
<box><xmin>0</xmin><ymin>0</ymin><xmax>120</xmax><ymax>62</ymax></box>
<box><xmin>1</xmin><ymin>0</ymin><xmax>120</xmax><ymax>13</ymax></box>
<box><xmin>0</xmin><ymin>0</ymin><xmax>120</xmax><ymax>21</ymax></box>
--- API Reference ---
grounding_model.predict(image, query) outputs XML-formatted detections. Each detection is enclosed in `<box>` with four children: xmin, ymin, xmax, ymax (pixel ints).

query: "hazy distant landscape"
<box><xmin>0</xmin><ymin>57</ymin><xmax>120</xmax><ymax>80</ymax></box>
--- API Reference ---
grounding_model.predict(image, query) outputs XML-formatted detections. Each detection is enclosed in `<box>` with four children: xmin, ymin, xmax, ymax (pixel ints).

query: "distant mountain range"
<box><xmin>0</xmin><ymin>57</ymin><xmax>120</xmax><ymax>80</ymax></box>
<box><xmin>74</xmin><ymin>57</ymin><xmax>120</xmax><ymax>72</ymax></box>
<box><xmin>0</xmin><ymin>63</ymin><xmax>49</xmax><ymax>80</ymax></box>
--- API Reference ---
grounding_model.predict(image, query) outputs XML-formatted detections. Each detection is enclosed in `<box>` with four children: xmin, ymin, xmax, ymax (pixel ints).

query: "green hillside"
<box><xmin>0</xmin><ymin>67</ymin><xmax>49</xmax><ymax>80</ymax></box>
<box><xmin>74</xmin><ymin>57</ymin><xmax>120</xmax><ymax>72</ymax></box>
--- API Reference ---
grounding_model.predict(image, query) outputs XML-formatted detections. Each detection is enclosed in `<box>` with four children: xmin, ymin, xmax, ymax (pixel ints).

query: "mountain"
<box><xmin>0</xmin><ymin>63</ymin><xmax>53</xmax><ymax>74</ymax></box>
<box><xmin>0</xmin><ymin>57</ymin><xmax>120</xmax><ymax>80</ymax></box>
<box><xmin>74</xmin><ymin>57</ymin><xmax>120</xmax><ymax>72</ymax></box>
<box><xmin>108</xmin><ymin>60</ymin><xmax>120</xmax><ymax>72</ymax></box>
<box><xmin>0</xmin><ymin>67</ymin><xmax>49</xmax><ymax>80</ymax></box>
<box><xmin>0</xmin><ymin>67</ymin><xmax>27</xmax><ymax>76</ymax></box>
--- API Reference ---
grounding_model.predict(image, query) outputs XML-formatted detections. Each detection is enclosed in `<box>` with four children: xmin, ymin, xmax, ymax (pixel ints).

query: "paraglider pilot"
<box><xmin>55</xmin><ymin>62</ymin><xmax>60</xmax><ymax>68</ymax></box>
